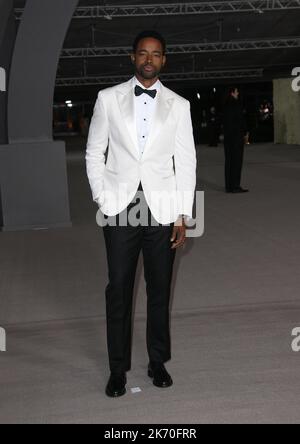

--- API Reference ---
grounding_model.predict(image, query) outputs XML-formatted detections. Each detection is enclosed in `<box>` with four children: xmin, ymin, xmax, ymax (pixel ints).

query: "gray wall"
<box><xmin>273</xmin><ymin>77</ymin><xmax>300</xmax><ymax>145</ymax></box>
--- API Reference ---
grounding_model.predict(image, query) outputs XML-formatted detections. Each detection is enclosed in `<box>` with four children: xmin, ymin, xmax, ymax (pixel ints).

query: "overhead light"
<box><xmin>197</xmin><ymin>93</ymin><xmax>201</xmax><ymax>100</ymax></box>
<box><xmin>213</xmin><ymin>88</ymin><xmax>216</xmax><ymax>93</ymax></box>
<box><xmin>65</xmin><ymin>100</ymin><xmax>72</xmax><ymax>104</ymax></box>
<box><xmin>255</xmin><ymin>9</ymin><xmax>264</xmax><ymax>14</ymax></box>
<box><xmin>104</xmin><ymin>14</ymin><xmax>112</xmax><ymax>20</ymax></box>
<box><xmin>67</xmin><ymin>104</ymin><xmax>73</xmax><ymax>108</ymax></box>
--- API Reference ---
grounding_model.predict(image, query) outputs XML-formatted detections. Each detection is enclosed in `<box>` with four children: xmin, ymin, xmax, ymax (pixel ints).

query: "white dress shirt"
<box><xmin>133</xmin><ymin>76</ymin><xmax>161</xmax><ymax>158</ymax></box>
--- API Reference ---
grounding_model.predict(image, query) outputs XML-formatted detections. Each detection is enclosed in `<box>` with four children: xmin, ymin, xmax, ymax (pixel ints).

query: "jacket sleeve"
<box><xmin>85</xmin><ymin>91</ymin><xmax>109</xmax><ymax>206</ymax></box>
<box><xmin>174</xmin><ymin>100</ymin><xmax>197</xmax><ymax>218</ymax></box>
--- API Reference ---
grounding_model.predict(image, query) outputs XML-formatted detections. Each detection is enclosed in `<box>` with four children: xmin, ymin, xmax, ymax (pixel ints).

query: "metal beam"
<box><xmin>15</xmin><ymin>1</ymin><xmax>300</xmax><ymax>19</ymax></box>
<box><xmin>60</xmin><ymin>37</ymin><xmax>300</xmax><ymax>59</ymax></box>
<box><xmin>56</xmin><ymin>68</ymin><xmax>263</xmax><ymax>87</ymax></box>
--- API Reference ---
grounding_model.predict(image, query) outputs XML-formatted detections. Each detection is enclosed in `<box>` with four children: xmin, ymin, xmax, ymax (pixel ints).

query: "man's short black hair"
<box><xmin>133</xmin><ymin>30</ymin><xmax>166</xmax><ymax>55</ymax></box>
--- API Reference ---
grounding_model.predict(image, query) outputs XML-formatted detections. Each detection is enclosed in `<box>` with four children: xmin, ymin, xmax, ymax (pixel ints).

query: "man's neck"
<box><xmin>135</xmin><ymin>74</ymin><xmax>159</xmax><ymax>89</ymax></box>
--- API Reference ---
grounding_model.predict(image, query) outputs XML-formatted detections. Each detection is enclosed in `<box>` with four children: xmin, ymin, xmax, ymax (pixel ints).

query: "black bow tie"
<box><xmin>135</xmin><ymin>85</ymin><xmax>157</xmax><ymax>99</ymax></box>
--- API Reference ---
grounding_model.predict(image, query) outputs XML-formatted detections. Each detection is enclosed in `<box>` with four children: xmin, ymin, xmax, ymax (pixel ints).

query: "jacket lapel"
<box><xmin>116</xmin><ymin>78</ymin><xmax>140</xmax><ymax>158</ymax></box>
<box><xmin>142</xmin><ymin>86</ymin><xmax>174</xmax><ymax>157</ymax></box>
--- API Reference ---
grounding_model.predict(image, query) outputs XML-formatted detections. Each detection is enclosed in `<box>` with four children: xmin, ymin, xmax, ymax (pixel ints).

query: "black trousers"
<box><xmin>102</xmin><ymin>183</ymin><xmax>176</xmax><ymax>374</ymax></box>
<box><xmin>224</xmin><ymin>135</ymin><xmax>245</xmax><ymax>191</ymax></box>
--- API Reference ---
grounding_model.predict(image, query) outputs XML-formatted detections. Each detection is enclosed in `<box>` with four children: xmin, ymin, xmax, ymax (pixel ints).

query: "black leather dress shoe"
<box><xmin>148</xmin><ymin>363</ymin><xmax>173</xmax><ymax>388</ymax></box>
<box><xmin>105</xmin><ymin>373</ymin><xmax>127</xmax><ymax>398</ymax></box>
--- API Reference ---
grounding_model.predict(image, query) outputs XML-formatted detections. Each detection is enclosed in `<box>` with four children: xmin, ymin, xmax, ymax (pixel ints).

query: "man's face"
<box><xmin>131</xmin><ymin>37</ymin><xmax>166</xmax><ymax>80</ymax></box>
<box><xmin>232</xmin><ymin>88</ymin><xmax>239</xmax><ymax>99</ymax></box>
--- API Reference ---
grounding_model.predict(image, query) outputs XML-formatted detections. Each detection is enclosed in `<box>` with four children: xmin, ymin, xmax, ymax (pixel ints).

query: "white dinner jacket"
<box><xmin>86</xmin><ymin>77</ymin><xmax>197</xmax><ymax>224</ymax></box>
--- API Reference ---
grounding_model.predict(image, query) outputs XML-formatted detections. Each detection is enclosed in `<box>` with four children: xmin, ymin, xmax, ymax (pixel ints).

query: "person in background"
<box><xmin>207</xmin><ymin>106</ymin><xmax>220</xmax><ymax>147</ymax></box>
<box><xmin>223</xmin><ymin>87</ymin><xmax>249</xmax><ymax>194</ymax></box>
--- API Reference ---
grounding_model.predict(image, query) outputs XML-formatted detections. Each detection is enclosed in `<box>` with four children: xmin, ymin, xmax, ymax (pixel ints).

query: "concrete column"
<box><xmin>0</xmin><ymin>0</ymin><xmax>79</xmax><ymax>231</ymax></box>
<box><xmin>0</xmin><ymin>0</ymin><xmax>16</xmax><ymax>144</ymax></box>
<box><xmin>273</xmin><ymin>77</ymin><xmax>300</xmax><ymax>145</ymax></box>
<box><xmin>0</xmin><ymin>0</ymin><xmax>15</xmax><ymax>227</ymax></box>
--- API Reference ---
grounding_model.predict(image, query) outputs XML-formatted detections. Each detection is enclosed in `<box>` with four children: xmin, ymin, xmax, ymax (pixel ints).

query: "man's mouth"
<box><xmin>144</xmin><ymin>65</ymin><xmax>154</xmax><ymax>72</ymax></box>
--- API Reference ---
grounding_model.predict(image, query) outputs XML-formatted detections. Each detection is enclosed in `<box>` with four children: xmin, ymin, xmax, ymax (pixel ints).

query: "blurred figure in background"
<box><xmin>207</xmin><ymin>106</ymin><xmax>220</xmax><ymax>147</ymax></box>
<box><xmin>244</xmin><ymin>131</ymin><xmax>250</xmax><ymax>145</ymax></box>
<box><xmin>223</xmin><ymin>87</ymin><xmax>249</xmax><ymax>194</ymax></box>
<box><xmin>79</xmin><ymin>114</ymin><xmax>90</xmax><ymax>136</ymax></box>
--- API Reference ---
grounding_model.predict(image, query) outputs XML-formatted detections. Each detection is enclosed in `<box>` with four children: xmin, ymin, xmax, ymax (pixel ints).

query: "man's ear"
<box><xmin>131</xmin><ymin>54</ymin><xmax>136</xmax><ymax>64</ymax></box>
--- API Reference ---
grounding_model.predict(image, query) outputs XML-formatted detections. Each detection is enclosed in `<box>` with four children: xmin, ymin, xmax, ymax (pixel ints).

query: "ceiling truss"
<box><xmin>56</xmin><ymin>68</ymin><xmax>264</xmax><ymax>87</ymax></box>
<box><xmin>60</xmin><ymin>37</ymin><xmax>300</xmax><ymax>59</ymax></box>
<box><xmin>15</xmin><ymin>1</ymin><xmax>300</xmax><ymax>19</ymax></box>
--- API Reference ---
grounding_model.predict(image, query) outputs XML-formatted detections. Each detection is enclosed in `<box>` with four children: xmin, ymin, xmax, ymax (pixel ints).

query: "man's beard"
<box><xmin>136</xmin><ymin>64</ymin><xmax>160</xmax><ymax>80</ymax></box>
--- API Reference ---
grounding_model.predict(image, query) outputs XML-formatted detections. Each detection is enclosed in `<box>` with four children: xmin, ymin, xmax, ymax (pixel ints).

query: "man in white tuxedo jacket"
<box><xmin>86</xmin><ymin>31</ymin><xmax>197</xmax><ymax>398</ymax></box>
